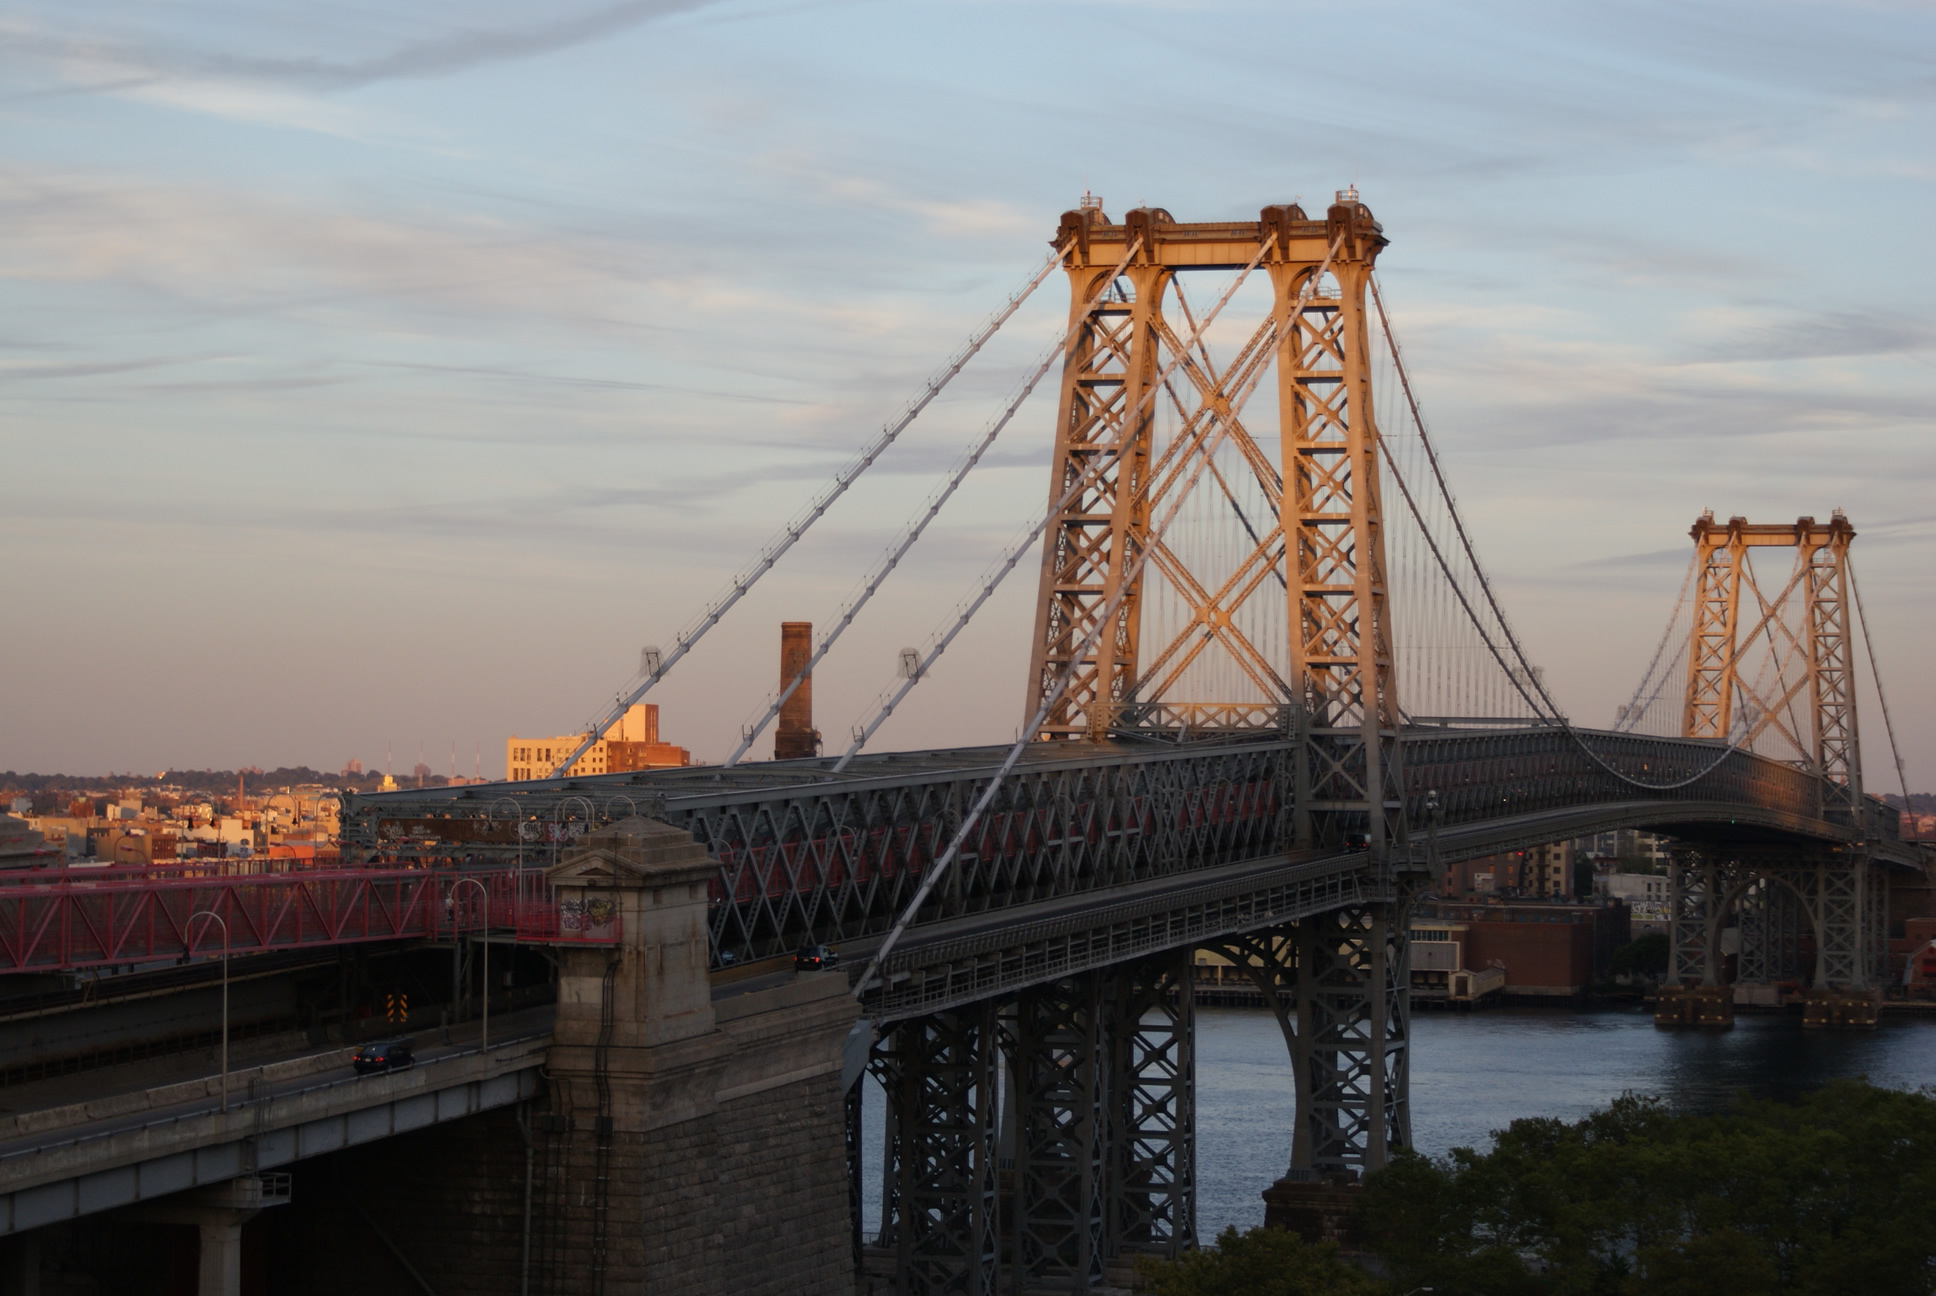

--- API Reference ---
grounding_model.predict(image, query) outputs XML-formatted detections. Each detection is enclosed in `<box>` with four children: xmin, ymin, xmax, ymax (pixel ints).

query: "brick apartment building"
<box><xmin>1413</xmin><ymin>898</ymin><xmax>1631</xmax><ymax>997</ymax></box>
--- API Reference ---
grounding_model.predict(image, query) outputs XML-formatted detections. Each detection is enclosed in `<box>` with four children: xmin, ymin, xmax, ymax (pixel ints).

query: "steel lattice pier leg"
<box><xmin>1816</xmin><ymin>858</ymin><xmax>1865</xmax><ymax>989</ymax></box>
<box><xmin>1011</xmin><ymin>973</ymin><xmax>1108</xmax><ymax>1290</ymax></box>
<box><xmin>1735</xmin><ymin>875</ymin><xmax>1768</xmax><ymax>987</ymax></box>
<box><xmin>1105</xmin><ymin>952</ymin><xmax>1197</xmax><ymax>1264</ymax></box>
<box><xmin>877</xmin><ymin>1007</ymin><xmax>1002</xmax><ymax>1296</ymax></box>
<box><xmin>1293</xmin><ymin>903</ymin><xmax>1407</xmax><ymax>1177</ymax></box>
<box><xmin>1666</xmin><ymin>852</ymin><xmax>1715</xmax><ymax>987</ymax></box>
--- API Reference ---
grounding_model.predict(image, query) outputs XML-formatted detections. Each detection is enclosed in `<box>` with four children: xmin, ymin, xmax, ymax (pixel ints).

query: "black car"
<box><xmin>1342</xmin><ymin>832</ymin><xmax>1371</xmax><ymax>851</ymax></box>
<box><xmin>352</xmin><ymin>1039</ymin><xmax>415</xmax><ymax>1075</ymax></box>
<box><xmin>794</xmin><ymin>944</ymin><xmax>840</xmax><ymax>972</ymax></box>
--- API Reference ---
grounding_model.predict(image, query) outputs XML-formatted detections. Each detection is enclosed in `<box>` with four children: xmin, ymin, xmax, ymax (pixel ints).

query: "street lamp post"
<box><xmin>453</xmin><ymin>878</ymin><xmax>490</xmax><ymax>1054</ymax></box>
<box><xmin>188</xmin><ymin>909</ymin><xmax>231</xmax><ymax>1113</ymax></box>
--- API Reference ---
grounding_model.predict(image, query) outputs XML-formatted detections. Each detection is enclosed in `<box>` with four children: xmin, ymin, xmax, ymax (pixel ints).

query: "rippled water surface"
<box><xmin>861</xmin><ymin>1004</ymin><xmax>1936</xmax><ymax>1241</ymax></box>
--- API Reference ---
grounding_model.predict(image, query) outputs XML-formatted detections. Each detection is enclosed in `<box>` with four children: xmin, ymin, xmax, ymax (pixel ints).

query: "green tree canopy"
<box><xmin>1357</xmin><ymin>1080</ymin><xmax>1936</xmax><ymax>1296</ymax></box>
<box><xmin>1135</xmin><ymin>1227</ymin><xmax>1384</xmax><ymax>1296</ymax></box>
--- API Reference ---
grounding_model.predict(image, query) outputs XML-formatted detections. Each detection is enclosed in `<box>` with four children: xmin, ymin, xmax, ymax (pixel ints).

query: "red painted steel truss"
<box><xmin>0</xmin><ymin>864</ymin><xmax>606</xmax><ymax>974</ymax></box>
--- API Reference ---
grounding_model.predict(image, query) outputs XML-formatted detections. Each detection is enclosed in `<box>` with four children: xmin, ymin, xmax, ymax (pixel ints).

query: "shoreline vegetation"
<box><xmin>1139</xmin><ymin>1079</ymin><xmax>1936</xmax><ymax>1296</ymax></box>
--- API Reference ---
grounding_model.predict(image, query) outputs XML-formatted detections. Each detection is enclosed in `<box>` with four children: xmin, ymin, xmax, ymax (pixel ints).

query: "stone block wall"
<box><xmin>532</xmin><ymin>984</ymin><xmax>857</xmax><ymax>1296</ymax></box>
<box><xmin>716</xmin><ymin>1067</ymin><xmax>852</xmax><ymax>1295</ymax></box>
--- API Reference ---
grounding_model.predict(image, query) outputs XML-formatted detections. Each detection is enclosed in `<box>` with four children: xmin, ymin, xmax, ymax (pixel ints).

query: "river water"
<box><xmin>1195</xmin><ymin>1004</ymin><xmax>1936</xmax><ymax>1237</ymax></box>
<box><xmin>860</xmin><ymin>1005</ymin><xmax>1936</xmax><ymax>1241</ymax></box>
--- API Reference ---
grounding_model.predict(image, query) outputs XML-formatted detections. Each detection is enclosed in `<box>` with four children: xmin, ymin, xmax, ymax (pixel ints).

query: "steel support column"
<box><xmin>1666</xmin><ymin>853</ymin><xmax>1718</xmax><ymax>987</ymax></box>
<box><xmin>1009</xmin><ymin>973</ymin><xmax>1108</xmax><ymax>1290</ymax></box>
<box><xmin>1273</xmin><ymin>197</ymin><xmax>1402</xmax><ymax>854</ymax></box>
<box><xmin>1028</xmin><ymin>206</ymin><xmax>1169</xmax><ymax>741</ymax></box>
<box><xmin>1812</xmin><ymin>857</ymin><xmax>1878</xmax><ymax>991</ymax></box>
<box><xmin>1684</xmin><ymin>515</ymin><xmax>1747</xmax><ymax>740</ymax></box>
<box><xmin>1105</xmin><ymin>952</ymin><xmax>1196</xmax><ymax>1262</ymax></box>
<box><xmin>876</xmin><ymin>1006</ymin><xmax>1002</xmax><ymax>1296</ymax></box>
<box><xmin>1801</xmin><ymin>515</ymin><xmax>1860</xmax><ymax>818</ymax></box>
<box><xmin>1211</xmin><ymin>905</ymin><xmax>1408</xmax><ymax>1182</ymax></box>
<box><xmin>1294</xmin><ymin>903</ymin><xmax>1407</xmax><ymax>1175</ymax></box>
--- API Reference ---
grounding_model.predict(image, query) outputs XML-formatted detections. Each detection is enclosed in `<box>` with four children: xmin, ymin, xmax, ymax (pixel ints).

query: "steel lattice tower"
<box><xmin>1026</xmin><ymin>196</ymin><xmax>1402</xmax><ymax>853</ymax></box>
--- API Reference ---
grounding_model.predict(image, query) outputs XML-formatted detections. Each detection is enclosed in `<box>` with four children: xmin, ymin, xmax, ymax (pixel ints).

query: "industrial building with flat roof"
<box><xmin>506</xmin><ymin>703</ymin><xmax>690</xmax><ymax>781</ymax></box>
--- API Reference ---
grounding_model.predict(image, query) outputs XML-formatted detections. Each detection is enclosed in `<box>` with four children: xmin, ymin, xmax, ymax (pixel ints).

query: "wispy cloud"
<box><xmin>1</xmin><ymin>1</ymin><xmax>724</xmax><ymax>93</ymax></box>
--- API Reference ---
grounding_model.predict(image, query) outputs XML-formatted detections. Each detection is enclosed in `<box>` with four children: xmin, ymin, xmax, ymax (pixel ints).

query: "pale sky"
<box><xmin>2</xmin><ymin>0</ymin><xmax>1932</xmax><ymax>786</ymax></box>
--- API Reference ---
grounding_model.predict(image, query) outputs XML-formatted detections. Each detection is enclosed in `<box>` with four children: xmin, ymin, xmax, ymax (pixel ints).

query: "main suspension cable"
<box><xmin>546</xmin><ymin>239</ymin><xmax>1071</xmax><ymax>778</ymax></box>
<box><xmin>1372</xmin><ymin>276</ymin><xmax>1748</xmax><ymax>791</ymax></box>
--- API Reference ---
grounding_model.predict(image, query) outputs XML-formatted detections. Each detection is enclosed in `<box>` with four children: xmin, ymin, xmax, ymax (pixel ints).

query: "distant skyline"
<box><xmin>2</xmin><ymin>1</ymin><xmax>1932</xmax><ymax>785</ymax></box>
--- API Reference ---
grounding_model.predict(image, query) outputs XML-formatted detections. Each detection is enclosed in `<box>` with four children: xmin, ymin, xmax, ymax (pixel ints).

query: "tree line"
<box><xmin>1140</xmin><ymin>1080</ymin><xmax>1936</xmax><ymax>1296</ymax></box>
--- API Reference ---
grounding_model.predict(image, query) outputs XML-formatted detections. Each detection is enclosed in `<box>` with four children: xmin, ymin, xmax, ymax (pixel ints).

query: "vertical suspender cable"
<box><xmin>546</xmin><ymin>241</ymin><xmax>1073</xmax><ymax>778</ymax></box>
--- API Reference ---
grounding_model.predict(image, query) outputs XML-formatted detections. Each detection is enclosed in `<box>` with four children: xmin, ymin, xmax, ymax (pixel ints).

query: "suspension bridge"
<box><xmin>1</xmin><ymin>193</ymin><xmax>1925</xmax><ymax>1296</ymax></box>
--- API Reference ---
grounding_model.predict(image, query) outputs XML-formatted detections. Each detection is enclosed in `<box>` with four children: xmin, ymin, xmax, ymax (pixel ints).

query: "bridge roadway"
<box><xmin>0</xmin><ymin>1005</ymin><xmax>549</xmax><ymax>1236</ymax></box>
<box><xmin>342</xmin><ymin>721</ymin><xmax>1922</xmax><ymax>1019</ymax></box>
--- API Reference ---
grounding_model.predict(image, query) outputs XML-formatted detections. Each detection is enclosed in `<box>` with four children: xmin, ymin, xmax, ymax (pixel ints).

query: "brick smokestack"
<box><xmin>776</xmin><ymin>622</ymin><xmax>819</xmax><ymax>759</ymax></box>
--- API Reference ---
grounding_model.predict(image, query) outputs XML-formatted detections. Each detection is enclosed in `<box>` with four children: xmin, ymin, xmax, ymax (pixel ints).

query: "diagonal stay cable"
<box><xmin>1372</xmin><ymin>276</ymin><xmax>1750</xmax><ymax>791</ymax></box>
<box><xmin>834</xmin><ymin>232</ymin><xmax>1328</xmax><ymax>772</ymax></box>
<box><xmin>545</xmin><ymin>240</ymin><xmax>1072</xmax><ymax>778</ymax></box>
<box><xmin>851</xmin><ymin>235</ymin><xmax>1323</xmax><ymax>995</ymax></box>
<box><xmin>720</xmin><ymin>237</ymin><xmax>1147</xmax><ymax>766</ymax></box>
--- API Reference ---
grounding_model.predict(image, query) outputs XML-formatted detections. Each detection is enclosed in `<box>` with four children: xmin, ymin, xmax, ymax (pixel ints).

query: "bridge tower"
<box><xmin>1026</xmin><ymin>195</ymin><xmax>1405</xmax><ymax>857</ymax></box>
<box><xmin>1681</xmin><ymin>511</ymin><xmax>1861</xmax><ymax>815</ymax></box>
<box><xmin>999</xmin><ymin>198</ymin><xmax>1416</xmax><ymax>1280</ymax></box>
<box><xmin>1666</xmin><ymin>510</ymin><xmax>1884</xmax><ymax>1029</ymax></box>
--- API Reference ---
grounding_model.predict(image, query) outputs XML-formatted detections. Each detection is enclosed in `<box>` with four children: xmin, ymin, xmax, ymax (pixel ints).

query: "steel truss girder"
<box><xmin>341</xmin><ymin>725</ymin><xmax>1897</xmax><ymax>1004</ymax></box>
<box><xmin>868</xmin><ymin>850</ymin><xmax>1380</xmax><ymax>1023</ymax></box>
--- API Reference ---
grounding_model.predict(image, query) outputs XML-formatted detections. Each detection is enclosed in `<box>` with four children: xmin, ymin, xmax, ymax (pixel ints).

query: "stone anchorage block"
<box><xmin>1261</xmin><ymin>1175</ymin><xmax>1360</xmax><ymax>1248</ymax></box>
<box><xmin>1802</xmin><ymin>987</ymin><xmax>1881</xmax><ymax>1030</ymax></box>
<box><xmin>1654</xmin><ymin>984</ymin><xmax>1735</xmax><ymax>1028</ymax></box>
